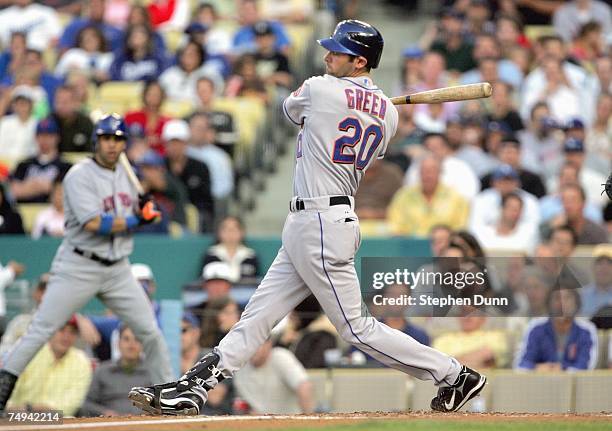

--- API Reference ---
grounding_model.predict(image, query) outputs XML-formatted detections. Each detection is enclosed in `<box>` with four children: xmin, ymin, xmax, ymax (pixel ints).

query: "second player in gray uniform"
<box><xmin>0</xmin><ymin>114</ymin><xmax>175</xmax><ymax>412</ymax></box>
<box><xmin>129</xmin><ymin>20</ymin><xmax>486</xmax><ymax>415</ymax></box>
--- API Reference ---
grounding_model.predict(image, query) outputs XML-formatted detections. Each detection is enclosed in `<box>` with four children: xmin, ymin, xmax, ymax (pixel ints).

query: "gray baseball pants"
<box><xmin>215</xmin><ymin>196</ymin><xmax>461</xmax><ymax>386</ymax></box>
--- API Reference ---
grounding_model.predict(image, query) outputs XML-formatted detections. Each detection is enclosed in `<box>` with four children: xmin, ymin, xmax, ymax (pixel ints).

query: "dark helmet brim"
<box><xmin>317</xmin><ymin>37</ymin><xmax>360</xmax><ymax>57</ymax></box>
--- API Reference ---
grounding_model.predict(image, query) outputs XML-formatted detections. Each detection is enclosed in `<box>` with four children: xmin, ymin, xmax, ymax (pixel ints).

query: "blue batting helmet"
<box><xmin>317</xmin><ymin>20</ymin><xmax>384</xmax><ymax>69</ymax></box>
<box><xmin>92</xmin><ymin>113</ymin><xmax>128</xmax><ymax>148</ymax></box>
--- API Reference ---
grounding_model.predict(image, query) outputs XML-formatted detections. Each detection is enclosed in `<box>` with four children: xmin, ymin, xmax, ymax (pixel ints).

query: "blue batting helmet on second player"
<box><xmin>317</xmin><ymin>20</ymin><xmax>384</xmax><ymax>69</ymax></box>
<box><xmin>92</xmin><ymin>113</ymin><xmax>128</xmax><ymax>148</ymax></box>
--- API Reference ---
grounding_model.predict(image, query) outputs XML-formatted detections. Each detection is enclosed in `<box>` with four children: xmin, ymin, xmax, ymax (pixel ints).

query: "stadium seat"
<box><xmin>95</xmin><ymin>82</ymin><xmax>144</xmax><ymax>114</ymax></box>
<box><xmin>184</xmin><ymin>203</ymin><xmax>200</xmax><ymax>233</ymax></box>
<box><xmin>490</xmin><ymin>373</ymin><xmax>573</xmax><ymax>413</ymax></box>
<box><xmin>331</xmin><ymin>369</ymin><xmax>408</xmax><ymax>412</ymax></box>
<box><xmin>573</xmin><ymin>372</ymin><xmax>612</xmax><ymax>413</ymax></box>
<box><xmin>161</xmin><ymin>100</ymin><xmax>196</xmax><ymax>118</ymax></box>
<box><xmin>524</xmin><ymin>25</ymin><xmax>556</xmax><ymax>41</ymax></box>
<box><xmin>18</xmin><ymin>203</ymin><xmax>49</xmax><ymax>234</ymax></box>
<box><xmin>62</xmin><ymin>152</ymin><xmax>92</xmax><ymax>165</ymax></box>
<box><xmin>595</xmin><ymin>330</ymin><xmax>609</xmax><ymax>369</ymax></box>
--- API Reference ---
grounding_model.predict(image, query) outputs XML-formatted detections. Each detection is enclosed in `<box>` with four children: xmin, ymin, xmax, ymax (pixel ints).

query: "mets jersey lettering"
<box><xmin>283</xmin><ymin>74</ymin><xmax>398</xmax><ymax>198</ymax></box>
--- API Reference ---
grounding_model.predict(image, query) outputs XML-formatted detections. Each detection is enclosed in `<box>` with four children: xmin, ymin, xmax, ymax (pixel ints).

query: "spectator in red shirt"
<box><xmin>125</xmin><ymin>80</ymin><xmax>170</xmax><ymax>155</ymax></box>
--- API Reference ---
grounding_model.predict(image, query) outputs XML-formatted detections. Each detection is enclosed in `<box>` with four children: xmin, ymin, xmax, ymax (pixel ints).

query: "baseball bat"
<box><xmin>390</xmin><ymin>82</ymin><xmax>492</xmax><ymax>105</ymax></box>
<box><xmin>118</xmin><ymin>152</ymin><xmax>145</xmax><ymax>196</ymax></box>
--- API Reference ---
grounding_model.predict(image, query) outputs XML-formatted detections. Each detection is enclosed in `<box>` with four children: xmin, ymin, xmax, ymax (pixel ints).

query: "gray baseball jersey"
<box><xmin>283</xmin><ymin>75</ymin><xmax>399</xmax><ymax>198</ymax></box>
<box><xmin>213</xmin><ymin>74</ymin><xmax>462</xmax><ymax>390</ymax></box>
<box><xmin>2</xmin><ymin>157</ymin><xmax>174</xmax><ymax>384</ymax></box>
<box><xmin>63</xmin><ymin>158</ymin><xmax>137</xmax><ymax>260</ymax></box>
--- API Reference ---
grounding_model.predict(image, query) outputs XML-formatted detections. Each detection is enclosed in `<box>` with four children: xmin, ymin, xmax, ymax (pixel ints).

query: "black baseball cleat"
<box><xmin>430</xmin><ymin>365</ymin><xmax>487</xmax><ymax>412</ymax></box>
<box><xmin>0</xmin><ymin>370</ymin><xmax>18</xmax><ymax>413</ymax></box>
<box><xmin>129</xmin><ymin>352</ymin><xmax>222</xmax><ymax>416</ymax></box>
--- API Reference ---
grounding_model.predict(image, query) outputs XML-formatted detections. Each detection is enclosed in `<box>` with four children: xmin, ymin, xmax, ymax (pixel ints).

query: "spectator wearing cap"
<box><xmin>184</xmin><ymin>22</ymin><xmax>231</xmax><ymax>78</ymax></box>
<box><xmin>584</xmin><ymin>94</ymin><xmax>612</xmax><ymax>176</ymax></box>
<box><xmin>397</xmin><ymin>45</ymin><xmax>424</xmax><ymax>94</ymax></box>
<box><xmin>580</xmin><ymin>245</ymin><xmax>612</xmax><ymax>317</ymax></box>
<box><xmin>0</xmin><ymin>0</ymin><xmax>61</xmax><ymax>49</ymax></box>
<box><xmin>51</xmin><ymin>85</ymin><xmax>94</xmax><ymax>153</ymax></box>
<box><xmin>125</xmin><ymin>80</ymin><xmax>171</xmax><ymax>156</ymax></box>
<box><xmin>405</xmin><ymin>133</ymin><xmax>480</xmax><ymax>201</ymax></box>
<box><xmin>428</xmin><ymin>8</ymin><xmax>476</xmax><ymax>74</ymax></box>
<box><xmin>481</xmin><ymin>137</ymin><xmax>546</xmax><ymax>198</ymax></box>
<box><xmin>547</xmin><ymin>137</ymin><xmax>607</xmax><ymax>209</ymax></box>
<box><xmin>553</xmin><ymin>0</ymin><xmax>612</xmax><ymax>44</ymax></box>
<box><xmin>389</xmin><ymin>155</ymin><xmax>469</xmax><ymax>237</ymax></box>
<box><xmin>0</xmin><ymin>86</ymin><xmax>37</xmax><ymax>161</ymax></box>
<box><xmin>233</xmin><ymin>0</ymin><xmax>291</xmax><ymax>55</ymax></box>
<box><xmin>252</xmin><ymin>21</ymin><xmax>292</xmax><ymax>89</ymax></box>
<box><xmin>546</xmin><ymin>183</ymin><xmax>608</xmax><ymax>245</ymax></box>
<box><xmin>159</xmin><ymin>39</ymin><xmax>224</xmax><ymax>105</ymax></box>
<box><xmin>486</xmin><ymin>82</ymin><xmax>524</xmax><ymax>132</ymax></box>
<box><xmin>137</xmin><ymin>150</ymin><xmax>188</xmax><ymax>228</ymax></box>
<box><xmin>190</xmin><ymin>261</ymin><xmax>238</xmax><ymax>319</ymax></box>
<box><xmin>193</xmin><ymin>2</ymin><xmax>232</xmax><ymax>56</ymax></box>
<box><xmin>460</xmin><ymin>34</ymin><xmax>523</xmax><ymax>89</ymax></box>
<box><xmin>58</xmin><ymin>0</ymin><xmax>123</xmax><ymax>53</ymax></box>
<box><xmin>517</xmin><ymin>102</ymin><xmax>564</xmax><ymax>180</ymax></box>
<box><xmin>9</xmin><ymin>117</ymin><xmax>71</xmax><ymax>204</ymax></box>
<box><xmin>474</xmin><ymin>191</ymin><xmax>538</xmax><ymax>254</ymax></box>
<box><xmin>194</xmin><ymin>77</ymin><xmax>238</xmax><ymax>156</ymax></box>
<box><xmin>202</xmin><ymin>216</ymin><xmax>259</xmax><ymax>282</ymax></box>
<box><xmin>187</xmin><ymin>112</ymin><xmax>234</xmax><ymax>208</ymax></box>
<box><xmin>7</xmin><ymin>316</ymin><xmax>93</xmax><ymax>415</ymax></box>
<box><xmin>0</xmin><ymin>32</ymin><xmax>27</xmax><ymax>83</ymax></box>
<box><xmin>469</xmin><ymin>164</ymin><xmax>541</xmax><ymax>234</ymax></box>
<box><xmin>163</xmin><ymin>119</ymin><xmax>214</xmax><ymax>232</ymax></box>
<box><xmin>539</xmin><ymin>163</ymin><xmax>603</xmax><ymax>224</ymax></box>
<box><xmin>81</xmin><ymin>325</ymin><xmax>152</xmax><ymax>416</ymax></box>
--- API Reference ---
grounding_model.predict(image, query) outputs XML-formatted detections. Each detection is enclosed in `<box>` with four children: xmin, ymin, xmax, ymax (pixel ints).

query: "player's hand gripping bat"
<box><xmin>390</xmin><ymin>82</ymin><xmax>492</xmax><ymax>105</ymax></box>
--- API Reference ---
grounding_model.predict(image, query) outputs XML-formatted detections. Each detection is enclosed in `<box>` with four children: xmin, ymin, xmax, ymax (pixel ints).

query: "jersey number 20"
<box><xmin>332</xmin><ymin>117</ymin><xmax>383</xmax><ymax>170</ymax></box>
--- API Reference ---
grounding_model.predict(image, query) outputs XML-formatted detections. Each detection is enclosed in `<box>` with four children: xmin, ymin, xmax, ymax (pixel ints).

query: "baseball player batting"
<box><xmin>0</xmin><ymin>114</ymin><xmax>175</xmax><ymax>412</ymax></box>
<box><xmin>129</xmin><ymin>20</ymin><xmax>486</xmax><ymax>415</ymax></box>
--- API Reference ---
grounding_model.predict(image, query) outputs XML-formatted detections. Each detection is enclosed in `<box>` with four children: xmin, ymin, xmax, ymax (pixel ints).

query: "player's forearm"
<box><xmin>83</xmin><ymin>215</ymin><xmax>139</xmax><ymax>234</ymax></box>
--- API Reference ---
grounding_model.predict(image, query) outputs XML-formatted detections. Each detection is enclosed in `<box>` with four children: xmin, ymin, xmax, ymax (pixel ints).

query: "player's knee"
<box><xmin>336</xmin><ymin>316</ymin><xmax>374</xmax><ymax>344</ymax></box>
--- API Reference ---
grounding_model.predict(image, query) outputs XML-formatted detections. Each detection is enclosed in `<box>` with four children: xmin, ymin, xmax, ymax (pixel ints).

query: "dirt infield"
<box><xmin>0</xmin><ymin>412</ymin><xmax>610</xmax><ymax>431</ymax></box>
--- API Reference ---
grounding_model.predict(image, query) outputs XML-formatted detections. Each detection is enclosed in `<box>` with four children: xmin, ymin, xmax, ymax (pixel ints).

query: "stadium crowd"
<box><xmin>0</xmin><ymin>0</ymin><xmax>610</xmax><ymax>417</ymax></box>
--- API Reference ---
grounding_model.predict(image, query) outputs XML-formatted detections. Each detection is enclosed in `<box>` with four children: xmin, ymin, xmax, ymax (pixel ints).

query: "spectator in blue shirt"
<box><xmin>58</xmin><ymin>0</ymin><xmax>123</xmax><ymax>53</ymax></box>
<box><xmin>109</xmin><ymin>24</ymin><xmax>167</xmax><ymax>82</ymax></box>
<box><xmin>515</xmin><ymin>287</ymin><xmax>598</xmax><ymax>371</ymax></box>
<box><xmin>232</xmin><ymin>0</ymin><xmax>290</xmax><ymax>55</ymax></box>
